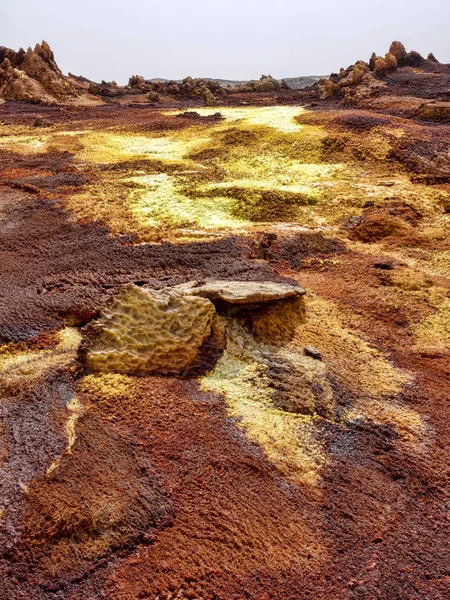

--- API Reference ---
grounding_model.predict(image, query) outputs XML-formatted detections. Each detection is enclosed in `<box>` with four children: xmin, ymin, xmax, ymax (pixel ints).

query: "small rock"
<box><xmin>373</xmin><ymin>261</ymin><xmax>395</xmax><ymax>270</ymax></box>
<box><xmin>33</xmin><ymin>114</ymin><xmax>49</xmax><ymax>127</ymax></box>
<box><xmin>147</xmin><ymin>91</ymin><xmax>160</xmax><ymax>103</ymax></box>
<box><xmin>345</xmin><ymin>215</ymin><xmax>362</xmax><ymax>229</ymax></box>
<box><xmin>304</xmin><ymin>345</ymin><xmax>322</xmax><ymax>360</ymax></box>
<box><xmin>203</xmin><ymin>88</ymin><xmax>218</xmax><ymax>107</ymax></box>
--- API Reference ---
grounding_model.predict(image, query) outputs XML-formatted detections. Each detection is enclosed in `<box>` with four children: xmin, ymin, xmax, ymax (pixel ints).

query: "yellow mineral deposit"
<box><xmin>414</xmin><ymin>295</ymin><xmax>450</xmax><ymax>352</ymax></box>
<box><xmin>202</xmin><ymin>292</ymin><xmax>423</xmax><ymax>484</ymax></box>
<box><xmin>0</xmin><ymin>327</ymin><xmax>81</xmax><ymax>388</ymax></box>
<box><xmin>1</xmin><ymin>106</ymin><xmax>447</xmax><ymax>245</ymax></box>
<box><xmin>171</xmin><ymin>105</ymin><xmax>307</xmax><ymax>132</ymax></box>
<box><xmin>46</xmin><ymin>395</ymin><xmax>84</xmax><ymax>476</ymax></box>
<box><xmin>201</xmin><ymin>319</ymin><xmax>327</xmax><ymax>487</ymax></box>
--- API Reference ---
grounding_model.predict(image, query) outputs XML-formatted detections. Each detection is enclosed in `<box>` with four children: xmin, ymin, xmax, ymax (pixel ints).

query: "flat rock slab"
<box><xmin>418</xmin><ymin>102</ymin><xmax>450</xmax><ymax>121</ymax></box>
<box><xmin>188</xmin><ymin>280</ymin><xmax>306</xmax><ymax>305</ymax></box>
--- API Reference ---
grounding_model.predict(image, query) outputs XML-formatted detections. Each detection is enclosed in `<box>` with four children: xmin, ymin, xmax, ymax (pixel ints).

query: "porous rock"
<box><xmin>83</xmin><ymin>284</ymin><xmax>216</xmax><ymax>375</ymax></box>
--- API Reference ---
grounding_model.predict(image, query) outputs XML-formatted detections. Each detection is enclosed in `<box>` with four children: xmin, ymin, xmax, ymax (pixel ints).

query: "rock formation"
<box><xmin>318</xmin><ymin>41</ymin><xmax>449</xmax><ymax>105</ymax></box>
<box><xmin>389</xmin><ymin>41</ymin><xmax>407</xmax><ymax>62</ymax></box>
<box><xmin>0</xmin><ymin>41</ymin><xmax>77</xmax><ymax>103</ymax></box>
<box><xmin>232</xmin><ymin>75</ymin><xmax>287</xmax><ymax>93</ymax></box>
<box><xmin>82</xmin><ymin>281</ymin><xmax>306</xmax><ymax>375</ymax></box>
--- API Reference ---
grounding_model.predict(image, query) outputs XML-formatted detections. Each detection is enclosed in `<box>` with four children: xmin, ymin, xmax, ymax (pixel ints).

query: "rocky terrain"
<box><xmin>0</xmin><ymin>40</ymin><xmax>449</xmax><ymax>600</ymax></box>
<box><xmin>0</xmin><ymin>42</ymin><xmax>77</xmax><ymax>104</ymax></box>
<box><xmin>318</xmin><ymin>41</ymin><xmax>450</xmax><ymax>119</ymax></box>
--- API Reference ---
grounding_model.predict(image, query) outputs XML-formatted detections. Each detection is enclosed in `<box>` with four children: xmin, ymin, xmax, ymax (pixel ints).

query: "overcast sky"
<box><xmin>1</xmin><ymin>0</ymin><xmax>449</xmax><ymax>84</ymax></box>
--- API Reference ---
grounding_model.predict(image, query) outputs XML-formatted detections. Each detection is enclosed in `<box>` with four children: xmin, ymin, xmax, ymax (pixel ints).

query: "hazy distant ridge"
<box><xmin>149</xmin><ymin>76</ymin><xmax>323</xmax><ymax>89</ymax></box>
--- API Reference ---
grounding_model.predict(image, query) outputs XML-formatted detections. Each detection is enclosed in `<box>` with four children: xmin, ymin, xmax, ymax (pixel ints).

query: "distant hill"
<box><xmin>282</xmin><ymin>76</ymin><xmax>324</xmax><ymax>90</ymax></box>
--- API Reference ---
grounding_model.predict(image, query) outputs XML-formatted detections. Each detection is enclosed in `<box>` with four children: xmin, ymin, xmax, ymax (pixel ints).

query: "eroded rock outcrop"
<box><xmin>234</xmin><ymin>74</ymin><xmax>287</xmax><ymax>93</ymax></box>
<box><xmin>389</xmin><ymin>41</ymin><xmax>407</xmax><ymax>62</ymax></box>
<box><xmin>0</xmin><ymin>41</ymin><xmax>77</xmax><ymax>104</ymax></box>
<box><xmin>79</xmin><ymin>279</ymin><xmax>340</xmax><ymax>423</ymax></box>
<box><xmin>318</xmin><ymin>40</ymin><xmax>449</xmax><ymax>104</ymax></box>
<box><xmin>125</xmin><ymin>76</ymin><xmax>228</xmax><ymax>104</ymax></box>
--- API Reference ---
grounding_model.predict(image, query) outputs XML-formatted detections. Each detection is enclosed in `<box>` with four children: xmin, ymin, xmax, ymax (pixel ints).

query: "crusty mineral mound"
<box><xmin>83</xmin><ymin>284</ymin><xmax>216</xmax><ymax>375</ymax></box>
<box><xmin>234</xmin><ymin>74</ymin><xmax>286</xmax><ymax>93</ymax></box>
<box><xmin>188</xmin><ymin>280</ymin><xmax>306</xmax><ymax>304</ymax></box>
<box><xmin>265</xmin><ymin>350</ymin><xmax>334</xmax><ymax>417</ymax></box>
<box><xmin>318</xmin><ymin>40</ymin><xmax>449</xmax><ymax>104</ymax></box>
<box><xmin>0</xmin><ymin>41</ymin><xmax>77</xmax><ymax>103</ymax></box>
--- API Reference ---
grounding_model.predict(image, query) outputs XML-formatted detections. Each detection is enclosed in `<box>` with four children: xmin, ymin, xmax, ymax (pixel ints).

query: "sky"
<box><xmin>1</xmin><ymin>0</ymin><xmax>449</xmax><ymax>84</ymax></box>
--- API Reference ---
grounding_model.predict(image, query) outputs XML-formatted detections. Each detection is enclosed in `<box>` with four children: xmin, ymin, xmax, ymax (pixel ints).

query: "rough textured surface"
<box><xmin>1</xmin><ymin>82</ymin><xmax>450</xmax><ymax>600</ymax></box>
<box><xmin>83</xmin><ymin>284</ymin><xmax>216</xmax><ymax>375</ymax></box>
<box><xmin>0</xmin><ymin>41</ymin><xmax>77</xmax><ymax>103</ymax></box>
<box><xmin>188</xmin><ymin>279</ymin><xmax>306</xmax><ymax>304</ymax></box>
<box><xmin>389</xmin><ymin>41</ymin><xmax>407</xmax><ymax>62</ymax></box>
<box><xmin>318</xmin><ymin>40</ymin><xmax>450</xmax><ymax>107</ymax></box>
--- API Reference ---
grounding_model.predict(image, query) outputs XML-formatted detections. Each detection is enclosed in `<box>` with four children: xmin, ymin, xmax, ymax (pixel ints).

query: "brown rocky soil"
<box><xmin>0</xmin><ymin>43</ymin><xmax>450</xmax><ymax>600</ymax></box>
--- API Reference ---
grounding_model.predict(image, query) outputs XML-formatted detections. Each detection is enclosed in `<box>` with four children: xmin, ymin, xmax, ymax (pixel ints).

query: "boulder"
<box><xmin>128</xmin><ymin>75</ymin><xmax>147</xmax><ymax>90</ymax></box>
<box><xmin>375</xmin><ymin>57</ymin><xmax>388</xmax><ymax>73</ymax></box>
<box><xmin>320</xmin><ymin>78</ymin><xmax>337</xmax><ymax>99</ymax></box>
<box><xmin>83</xmin><ymin>284</ymin><xmax>216</xmax><ymax>375</ymax></box>
<box><xmin>203</xmin><ymin>87</ymin><xmax>218</xmax><ymax>106</ymax></box>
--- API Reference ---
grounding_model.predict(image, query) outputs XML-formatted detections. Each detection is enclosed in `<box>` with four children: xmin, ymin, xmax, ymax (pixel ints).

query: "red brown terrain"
<box><xmin>0</xmin><ymin>40</ymin><xmax>449</xmax><ymax>600</ymax></box>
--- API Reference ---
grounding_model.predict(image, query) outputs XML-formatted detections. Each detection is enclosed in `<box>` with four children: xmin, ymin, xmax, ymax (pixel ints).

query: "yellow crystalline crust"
<box><xmin>0</xmin><ymin>106</ymin><xmax>448</xmax><ymax>244</ymax></box>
